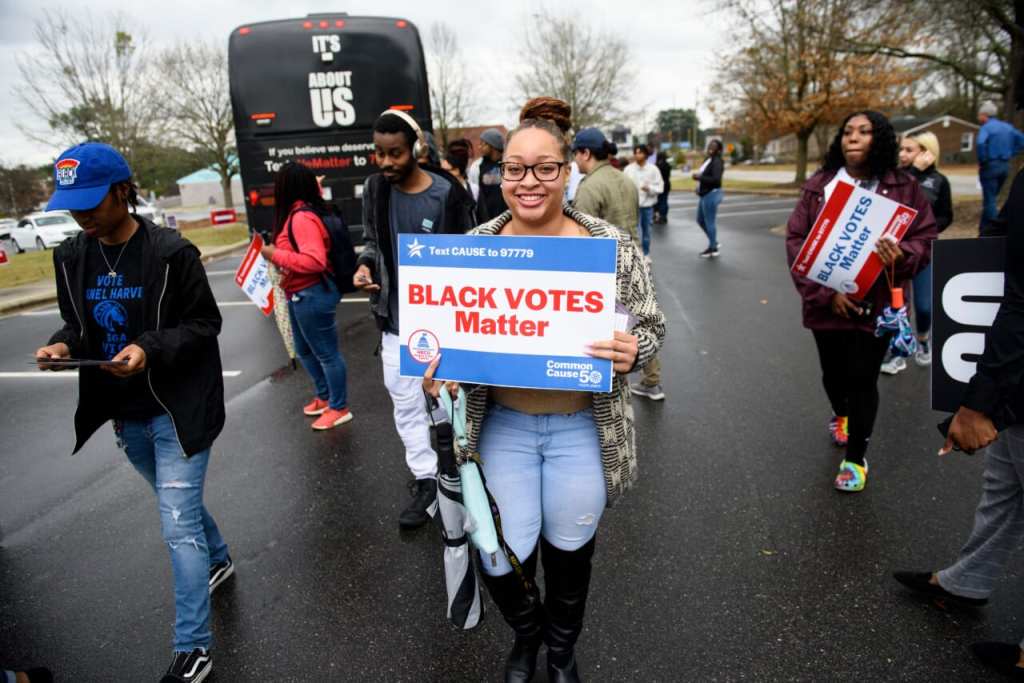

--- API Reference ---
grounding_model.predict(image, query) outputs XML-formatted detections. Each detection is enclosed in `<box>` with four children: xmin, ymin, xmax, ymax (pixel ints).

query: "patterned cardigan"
<box><xmin>457</xmin><ymin>204</ymin><xmax>666</xmax><ymax>506</ymax></box>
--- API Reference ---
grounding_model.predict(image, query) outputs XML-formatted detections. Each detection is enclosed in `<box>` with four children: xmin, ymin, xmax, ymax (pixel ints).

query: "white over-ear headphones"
<box><xmin>379</xmin><ymin>108</ymin><xmax>426</xmax><ymax>159</ymax></box>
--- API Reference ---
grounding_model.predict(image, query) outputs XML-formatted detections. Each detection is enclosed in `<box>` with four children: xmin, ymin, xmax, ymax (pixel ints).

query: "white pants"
<box><xmin>381</xmin><ymin>332</ymin><xmax>438</xmax><ymax>480</ymax></box>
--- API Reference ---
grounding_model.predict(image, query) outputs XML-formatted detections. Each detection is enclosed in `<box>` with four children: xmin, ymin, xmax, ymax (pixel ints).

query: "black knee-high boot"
<box><xmin>480</xmin><ymin>551</ymin><xmax>544</xmax><ymax>682</ymax></box>
<box><xmin>541</xmin><ymin>536</ymin><xmax>595</xmax><ymax>683</ymax></box>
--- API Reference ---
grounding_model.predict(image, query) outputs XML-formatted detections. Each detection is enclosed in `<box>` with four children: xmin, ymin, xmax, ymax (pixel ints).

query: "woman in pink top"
<box><xmin>260</xmin><ymin>162</ymin><xmax>352</xmax><ymax>430</ymax></box>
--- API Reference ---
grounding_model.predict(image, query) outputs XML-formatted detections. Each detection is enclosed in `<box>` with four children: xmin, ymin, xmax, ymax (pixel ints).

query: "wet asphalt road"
<box><xmin>0</xmin><ymin>194</ymin><xmax>1015</xmax><ymax>681</ymax></box>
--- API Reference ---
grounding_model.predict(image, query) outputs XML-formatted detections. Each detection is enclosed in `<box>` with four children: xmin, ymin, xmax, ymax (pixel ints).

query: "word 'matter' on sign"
<box><xmin>399</xmin><ymin>233</ymin><xmax>618</xmax><ymax>392</ymax></box>
<box><xmin>791</xmin><ymin>180</ymin><xmax>918</xmax><ymax>299</ymax></box>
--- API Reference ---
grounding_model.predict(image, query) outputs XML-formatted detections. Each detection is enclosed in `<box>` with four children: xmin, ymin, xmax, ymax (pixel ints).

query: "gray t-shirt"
<box><xmin>387</xmin><ymin>170</ymin><xmax>451</xmax><ymax>334</ymax></box>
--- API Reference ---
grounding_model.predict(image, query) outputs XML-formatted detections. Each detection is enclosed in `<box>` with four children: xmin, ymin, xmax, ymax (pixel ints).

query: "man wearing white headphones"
<box><xmin>354</xmin><ymin>109</ymin><xmax>475</xmax><ymax>529</ymax></box>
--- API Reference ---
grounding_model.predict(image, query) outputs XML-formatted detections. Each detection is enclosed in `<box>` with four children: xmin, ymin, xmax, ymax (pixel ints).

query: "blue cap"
<box><xmin>572</xmin><ymin>128</ymin><xmax>608</xmax><ymax>152</ymax></box>
<box><xmin>46</xmin><ymin>142</ymin><xmax>132</xmax><ymax>212</ymax></box>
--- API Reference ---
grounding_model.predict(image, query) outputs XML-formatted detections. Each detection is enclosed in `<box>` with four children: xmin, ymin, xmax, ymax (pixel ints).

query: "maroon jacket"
<box><xmin>785</xmin><ymin>168</ymin><xmax>938</xmax><ymax>332</ymax></box>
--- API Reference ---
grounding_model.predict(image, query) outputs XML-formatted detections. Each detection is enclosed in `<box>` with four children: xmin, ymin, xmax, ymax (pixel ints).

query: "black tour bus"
<box><xmin>228</xmin><ymin>14</ymin><xmax>432</xmax><ymax>240</ymax></box>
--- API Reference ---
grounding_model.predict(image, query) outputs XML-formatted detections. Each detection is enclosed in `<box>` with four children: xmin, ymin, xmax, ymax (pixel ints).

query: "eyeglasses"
<box><xmin>498</xmin><ymin>161</ymin><xmax>567</xmax><ymax>182</ymax></box>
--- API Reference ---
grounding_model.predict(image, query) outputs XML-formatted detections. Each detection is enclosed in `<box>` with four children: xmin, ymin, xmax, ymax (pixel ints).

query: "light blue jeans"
<box><xmin>697</xmin><ymin>188</ymin><xmax>723</xmax><ymax>250</ymax></box>
<box><xmin>116</xmin><ymin>414</ymin><xmax>229</xmax><ymax>652</ymax></box>
<box><xmin>638</xmin><ymin>206</ymin><xmax>654</xmax><ymax>255</ymax></box>
<box><xmin>478</xmin><ymin>404</ymin><xmax>606</xmax><ymax>576</ymax></box>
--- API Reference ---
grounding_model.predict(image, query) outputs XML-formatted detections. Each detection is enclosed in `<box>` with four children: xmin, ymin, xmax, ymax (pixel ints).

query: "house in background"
<box><xmin>176</xmin><ymin>168</ymin><xmax>243</xmax><ymax>207</ymax></box>
<box><xmin>763</xmin><ymin>114</ymin><xmax>979</xmax><ymax>165</ymax></box>
<box><xmin>891</xmin><ymin>115</ymin><xmax>978</xmax><ymax>165</ymax></box>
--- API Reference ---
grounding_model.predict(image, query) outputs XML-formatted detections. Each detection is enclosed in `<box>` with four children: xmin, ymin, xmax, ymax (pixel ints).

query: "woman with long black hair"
<box><xmin>693</xmin><ymin>139</ymin><xmax>724</xmax><ymax>257</ymax></box>
<box><xmin>785</xmin><ymin>111</ymin><xmax>937</xmax><ymax>492</ymax></box>
<box><xmin>260</xmin><ymin>161</ymin><xmax>351</xmax><ymax>430</ymax></box>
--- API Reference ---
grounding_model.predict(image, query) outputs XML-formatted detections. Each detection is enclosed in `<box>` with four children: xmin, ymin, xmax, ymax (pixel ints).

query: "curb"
<box><xmin>0</xmin><ymin>240</ymin><xmax>251</xmax><ymax>316</ymax></box>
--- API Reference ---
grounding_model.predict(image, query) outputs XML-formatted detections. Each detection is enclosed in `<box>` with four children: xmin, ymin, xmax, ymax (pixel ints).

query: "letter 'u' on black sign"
<box><xmin>931</xmin><ymin>237</ymin><xmax>1006</xmax><ymax>413</ymax></box>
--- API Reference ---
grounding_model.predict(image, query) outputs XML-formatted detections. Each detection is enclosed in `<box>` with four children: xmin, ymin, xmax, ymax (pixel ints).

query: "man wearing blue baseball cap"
<box><xmin>35</xmin><ymin>142</ymin><xmax>232</xmax><ymax>683</ymax></box>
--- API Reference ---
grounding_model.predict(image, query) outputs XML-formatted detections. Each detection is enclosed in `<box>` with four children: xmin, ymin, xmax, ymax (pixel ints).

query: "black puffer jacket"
<box><xmin>49</xmin><ymin>217</ymin><xmax>224</xmax><ymax>456</ymax></box>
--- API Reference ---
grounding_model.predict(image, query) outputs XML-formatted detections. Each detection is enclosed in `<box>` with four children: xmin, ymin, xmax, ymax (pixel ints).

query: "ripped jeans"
<box><xmin>115</xmin><ymin>414</ymin><xmax>229</xmax><ymax>652</ymax></box>
<box><xmin>478</xmin><ymin>404</ymin><xmax>606</xmax><ymax>576</ymax></box>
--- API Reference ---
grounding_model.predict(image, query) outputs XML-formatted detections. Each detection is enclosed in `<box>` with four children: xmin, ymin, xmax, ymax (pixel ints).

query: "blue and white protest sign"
<box><xmin>398</xmin><ymin>233</ymin><xmax>618</xmax><ymax>392</ymax></box>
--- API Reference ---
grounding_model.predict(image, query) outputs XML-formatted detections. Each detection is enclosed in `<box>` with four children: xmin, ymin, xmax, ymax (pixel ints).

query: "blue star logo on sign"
<box><xmin>407</xmin><ymin>238</ymin><xmax>425</xmax><ymax>258</ymax></box>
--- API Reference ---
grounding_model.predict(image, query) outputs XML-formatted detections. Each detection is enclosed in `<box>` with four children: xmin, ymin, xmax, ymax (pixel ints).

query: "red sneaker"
<box><xmin>312</xmin><ymin>408</ymin><xmax>353</xmax><ymax>430</ymax></box>
<box><xmin>303</xmin><ymin>398</ymin><xmax>328</xmax><ymax>416</ymax></box>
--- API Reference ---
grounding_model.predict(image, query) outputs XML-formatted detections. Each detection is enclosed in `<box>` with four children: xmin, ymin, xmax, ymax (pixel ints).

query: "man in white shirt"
<box><xmin>623</xmin><ymin>145</ymin><xmax>664</xmax><ymax>258</ymax></box>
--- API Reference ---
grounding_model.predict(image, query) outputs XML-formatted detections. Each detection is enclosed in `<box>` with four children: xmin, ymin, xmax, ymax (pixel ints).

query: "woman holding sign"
<box><xmin>425</xmin><ymin>97</ymin><xmax>665</xmax><ymax>683</ymax></box>
<box><xmin>260</xmin><ymin>162</ymin><xmax>352</xmax><ymax>431</ymax></box>
<box><xmin>785</xmin><ymin>111</ymin><xmax>937</xmax><ymax>492</ymax></box>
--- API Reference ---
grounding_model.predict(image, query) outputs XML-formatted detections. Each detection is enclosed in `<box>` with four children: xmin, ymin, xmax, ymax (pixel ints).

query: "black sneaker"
<box><xmin>161</xmin><ymin>648</ymin><xmax>212</xmax><ymax>683</ymax></box>
<box><xmin>209</xmin><ymin>556</ymin><xmax>234</xmax><ymax>595</ymax></box>
<box><xmin>699</xmin><ymin>248</ymin><xmax>714</xmax><ymax>259</ymax></box>
<box><xmin>399</xmin><ymin>478</ymin><xmax>437</xmax><ymax>529</ymax></box>
<box><xmin>892</xmin><ymin>571</ymin><xmax>988</xmax><ymax>607</ymax></box>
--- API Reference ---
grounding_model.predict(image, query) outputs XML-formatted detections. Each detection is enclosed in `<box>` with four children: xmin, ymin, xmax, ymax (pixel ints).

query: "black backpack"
<box><xmin>286</xmin><ymin>203</ymin><xmax>358</xmax><ymax>294</ymax></box>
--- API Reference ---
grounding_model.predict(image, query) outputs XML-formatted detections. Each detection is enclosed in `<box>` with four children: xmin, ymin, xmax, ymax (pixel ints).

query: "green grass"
<box><xmin>671</xmin><ymin>177</ymin><xmax>799</xmax><ymax>194</ymax></box>
<box><xmin>0</xmin><ymin>248</ymin><xmax>56</xmax><ymax>289</ymax></box>
<box><xmin>0</xmin><ymin>223</ymin><xmax>249</xmax><ymax>291</ymax></box>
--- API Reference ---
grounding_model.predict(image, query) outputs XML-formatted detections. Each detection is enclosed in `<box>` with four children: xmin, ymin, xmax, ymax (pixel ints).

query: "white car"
<box><xmin>10</xmin><ymin>212</ymin><xmax>82</xmax><ymax>252</ymax></box>
<box><xmin>135</xmin><ymin>196</ymin><xmax>166</xmax><ymax>226</ymax></box>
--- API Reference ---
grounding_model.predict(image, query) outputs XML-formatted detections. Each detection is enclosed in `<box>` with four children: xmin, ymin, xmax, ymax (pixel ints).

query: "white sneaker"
<box><xmin>880</xmin><ymin>356</ymin><xmax>906</xmax><ymax>375</ymax></box>
<box><xmin>914</xmin><ymin>340</ymin><xmax>932</xmax><ymax>366</ymax></box>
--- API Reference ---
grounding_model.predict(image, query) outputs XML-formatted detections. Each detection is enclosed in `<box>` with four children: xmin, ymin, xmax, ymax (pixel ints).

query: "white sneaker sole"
<box><xmin>311</xmin><ymin>412</ymin><xmax>354</xmax><ymax>430</ymax></box>
<box><xmin>303</xmin><ymin>406</ymin><xmax>327</xmax><ymax>416</ymax></box>
<box><xmin>630</xmin><ymin>387</ymin><xmax>665</xmax><ymax>401</ymax></box>
<box><xmin>209</xmin><ymin>562</ymin><xmax>235</xmax><ymax>595</ymax></box>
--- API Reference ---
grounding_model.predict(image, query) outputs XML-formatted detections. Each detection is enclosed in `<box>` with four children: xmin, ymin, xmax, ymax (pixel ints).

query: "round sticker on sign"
<box><xmin>840</xmin><ymin>280</ymin><xmax>859</xmax><ymax>294</ymax></box>
<box><xmin>408</xmin><ymin>329</ymin><xmax>441</xmax><ymax>364</ymax></box>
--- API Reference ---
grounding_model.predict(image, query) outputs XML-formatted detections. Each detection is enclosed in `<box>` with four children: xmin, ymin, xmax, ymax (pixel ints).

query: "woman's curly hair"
<box><xmin>822</xmin><ymin>110</ymin><xmax>899</xmax><ymax>179</ymax></box>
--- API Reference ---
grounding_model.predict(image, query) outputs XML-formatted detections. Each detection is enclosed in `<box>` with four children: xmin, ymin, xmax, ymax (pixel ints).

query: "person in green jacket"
<box><xmin>572</xmin><ymin>128</ymin><xmax>639</xmax><ymax>242</ymax></box>
<box><xmin>572</xmin><ymin>128</ymin><xmax>665</xmax><ymax>401</ymax></box>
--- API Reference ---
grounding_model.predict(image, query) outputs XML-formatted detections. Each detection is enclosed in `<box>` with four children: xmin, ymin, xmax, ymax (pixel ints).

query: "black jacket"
<box><xmin>963</xmin><ymin>170</ymin><xmax>1024</xmax><ymax>427</ymax></box>
<box><xmin>656</xmin><ymin>157</ymin><xmax>672</xmax><ymax>194</ymax></box>
<box><xmin>909</xmin><ymin>165</ymin><xmax>953</xmax><ymax>232</ymax></box>
<box><xmin>475</xmin><ymin>156</ymin><xmax>508</xmax><ymax>224</ymax></box>
<box><xmin>357</xmin><ymin>170</ymin><xmax>476</xmax><ymax>330</ymax></box>
<box><xmin>49</xmin><ymin>217</ymin><xmax>225</xmax><ymax>456</ymax></box>
<box><xmin>696</xmin><ymin>156</ymin><xmax>724</xmax><ymax>196</ymax></box>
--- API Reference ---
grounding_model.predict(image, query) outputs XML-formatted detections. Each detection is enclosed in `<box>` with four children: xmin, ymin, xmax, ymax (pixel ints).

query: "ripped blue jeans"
<box><xmin>115</xmin><ymin>414</ymin><xmax>229</xmax><ymax>652</ymax></box>
<box><xmin>478</xmin><ymin>404</ymin><xmax>606</xmax><ymax>576</ymax></box>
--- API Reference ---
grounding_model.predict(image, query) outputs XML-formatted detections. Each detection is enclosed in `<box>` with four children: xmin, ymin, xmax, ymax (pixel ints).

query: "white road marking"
<box><xmin>714</xmin><ymin>207</ymin><xmax>796</xmax><ymax>218</ymax></box>
<box><xmin>17</xmin><ymin>297</ymin><xmax>371</xmax><ymax>316</ymax></box>
<box><xmin>0</xmin><ymin>370</ymin><xmax>243</xmax><ymax>379</ymax></box>
<box><xmin>205</xmin><ymin>270</ymin><xmax>236</xmax><ymax>276</ymax></box>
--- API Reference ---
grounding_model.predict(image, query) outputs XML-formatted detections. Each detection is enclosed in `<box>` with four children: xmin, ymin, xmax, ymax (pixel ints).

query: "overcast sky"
<box><xmin>0</xmin><ymin>0</ymin><xmax>720</xmax><ymax>167</ymax></box>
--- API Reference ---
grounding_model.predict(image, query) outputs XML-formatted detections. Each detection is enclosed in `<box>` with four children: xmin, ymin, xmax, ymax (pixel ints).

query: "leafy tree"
<box><xmin>713</xmin><ymin>0</ymin><xmax>917</xmax><ymax>183</ymax></box>
<box><xmin>0</xmin><ymin>164</ymin><xmax>50</xmax><ymax>218</ymax></box>
<box><xmin>655</xmin><ymin>109</ymin><xmax>700</xmax><ymax>145</ymax></box>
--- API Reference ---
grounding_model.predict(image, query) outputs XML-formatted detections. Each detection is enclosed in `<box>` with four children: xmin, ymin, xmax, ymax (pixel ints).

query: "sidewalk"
<box><xmin>0</xmin><ymin>240</ymin><xmax>249</xmax><ymax>315</ymax></box>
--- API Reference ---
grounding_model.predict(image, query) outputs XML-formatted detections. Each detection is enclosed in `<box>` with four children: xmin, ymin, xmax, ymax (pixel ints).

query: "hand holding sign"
<box><xmin>585</xmin><ymin>330</ymin><xmax>639</xmax><ymax>373</ymax></box>
<box><xmin>874</xmin><ymin>235</ymin><xmax>905</xmax><ymax>267</ymax></box>
<box><xmin>423</xmin><ymin>353</ymin><xmax>460</xmax><ymax>400</ymax></box>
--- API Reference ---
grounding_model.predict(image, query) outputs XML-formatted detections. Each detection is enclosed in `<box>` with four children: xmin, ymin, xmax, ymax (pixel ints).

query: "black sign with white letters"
<box><xmin>931</xmin><ymin>237</ymin><xmax>1006</xmax><ymax>412</ymax></box>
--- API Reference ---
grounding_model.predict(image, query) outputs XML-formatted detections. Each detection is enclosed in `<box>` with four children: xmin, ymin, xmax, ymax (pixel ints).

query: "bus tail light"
<box><xmin>395</xmin><ymin>20</ymin><xmax>408</xmax><ymax>28</ymax></box>
<box><xmin>303</xmin><ymin>21</ymin><xmax>313</xmax><ymax>29</ymax></box>
<box><xmin>250</xmin><ymin>112</ymin><xmax>276</xmax><ymax>127</ymax></box>
<box><xmin>238</xmin><ymin>27</ymin><xmax>251</xmax><ymax>35</ymax></box>
<box><xmin>335</xmin><ymin>20</ymin><xmax>346</xmax><ymax>28</ymax></box>
<box><xmin>389</xmin><ymin>104</ymin><xmax>414</xmax><ymax>111</ymax></box>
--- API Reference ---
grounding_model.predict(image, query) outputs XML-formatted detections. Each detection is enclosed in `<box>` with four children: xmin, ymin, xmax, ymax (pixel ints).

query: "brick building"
<box><xmin>437</xmin><ymin>125</ymin><xmax>509</xmax><ymax>158</ymax></box>
<box><xmin>891</xmin><ymin>115</ymin><xmax>979</xmax><ymax>165</ymax></box>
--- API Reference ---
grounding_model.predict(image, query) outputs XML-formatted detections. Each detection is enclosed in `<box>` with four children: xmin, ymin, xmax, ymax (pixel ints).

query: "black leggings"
<box><xmin>812</xmin><ymin>329</ymin><xmax>890</xmax><ymax>463</ymax></box>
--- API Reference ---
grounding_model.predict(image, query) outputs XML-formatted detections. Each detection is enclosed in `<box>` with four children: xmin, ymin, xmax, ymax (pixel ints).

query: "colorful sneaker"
<box><xmin>311</xmin><ymin>408</ymin><xmax>353</xmax><ymax>430</ymax></box>
<box><xmin>303</xmin><ymin>398</ymin><xmax>328</xmax><ymax>416</ymax></box>
<box><xmin>834</xmin><ymin>459</ymin><xmax>868</xmax><ymax>492</ymax></box>
<box><xmin>914</xmin><ymin>339</ymin><xmax>932</xmax><ymax>366</ymax></box>
<box><xmin>829</xmin><ymin>415</ymin><xmax>849</xmax><ymax>447</ymax></box>
<box><xmin>880</xmin><ymin>355</ymin><xmax>906</xmax><ymax>375</ymax></box>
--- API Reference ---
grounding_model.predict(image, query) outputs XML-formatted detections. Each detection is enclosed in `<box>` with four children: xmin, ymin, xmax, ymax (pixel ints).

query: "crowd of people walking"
<box><xmin>23</xmin><ymin>92</ymin><xmax>1024</xmax><ymax>682</ymax></box>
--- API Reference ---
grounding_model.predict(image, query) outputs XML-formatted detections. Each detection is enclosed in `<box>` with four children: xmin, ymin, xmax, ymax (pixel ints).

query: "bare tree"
<box><xmin>158</xmin><ymin>41</ymin><xmax>238</xmax><ymax>208</ymax></box>
<box><xmin>514</xmin><ymin>11</ymin><xmax>633</xmax><ymax>131</ymax></box>
<box><xmin>12</xmin><ymin>9</ymin><xmax>163</xmax><ymax>169</ymax></box>
<box><xmin>427</xmin><ymin>23</ymin><xmax>476</xmax><ymax>148</ymax></box>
